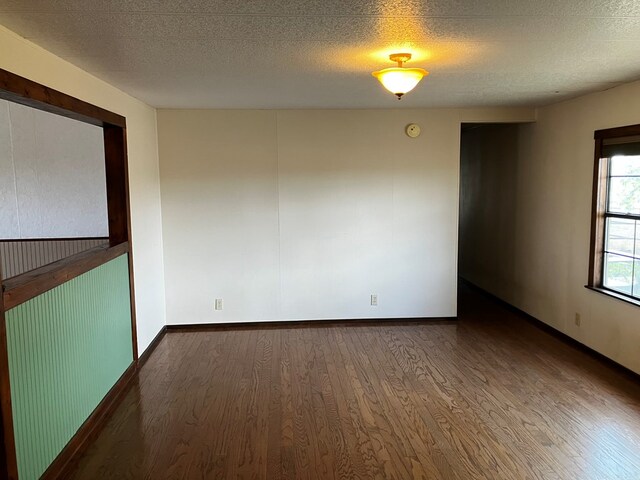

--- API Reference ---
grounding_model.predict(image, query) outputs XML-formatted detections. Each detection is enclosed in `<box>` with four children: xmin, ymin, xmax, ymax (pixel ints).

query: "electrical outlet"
<box><xmin>574</xmin><ymin>313</ymin><xmax>581</xmax><ymax>327</ymax></box>
<box><xmin>215</xmin><ymin>298</ymin><xmax>223</xmax><ymax>310</ymax></box>
<box><xmin>371</xmin><ymin>294</ymin><xmax>378</xmax><ymax>306</ymax></box>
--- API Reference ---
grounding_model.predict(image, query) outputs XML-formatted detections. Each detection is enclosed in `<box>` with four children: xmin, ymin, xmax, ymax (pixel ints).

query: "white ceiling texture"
<box><xmin>0</xmin><ymin>0</ymin><xmax>639</xmax><ymax>109</ymax></box>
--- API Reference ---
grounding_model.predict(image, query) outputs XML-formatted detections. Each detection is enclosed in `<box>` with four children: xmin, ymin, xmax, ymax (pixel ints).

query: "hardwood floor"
<box><xmin>67</xmin><ymin>287</ymin><xmax>640</xmax><ymax>479</ymax></box>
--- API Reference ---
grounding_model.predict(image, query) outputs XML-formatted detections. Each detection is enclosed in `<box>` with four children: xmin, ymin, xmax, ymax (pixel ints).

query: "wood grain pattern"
<box><xmin>0</xmin><ymin>237</ymin><xmax>109</xmax><ymax>279</ymax></box>
<box><xmin>0</xmin><ymin>275</ymin><xmax>18</xmax><ymax>480</ymax></box>
<box><xmin>0</xmin><ymin>241</ymin><xmax>18</xmax><ymax>480</ymax></box>
<box><xmin>138</xmin><ymin>326</ymin><xmax>167</xmax><ymax>367</ymax></box>
<box><xmin>67</xmin><ymin>287</ymin><xmax>640</xmax><ymax>479</ymax></box>
<box><xmin>588</xmin><ymin>137</ymin><xmax>605</xmax><ymax>287</ymax></box>
<box><xmin>104</xmin><ymin>125</ymin><xmax>129</xmax><ymax>247</ymax></box>
<box><xmin>594</xmin><ymin>123</ymin><xmax>640</xmax><ymax>140</ymax></box>
<box><xmin>2</xmin><ymin>243</ymin><xmax>128</xmax><ymax>310</ymax></box>
<box><xmin>0</xmin><ymin>68</ymin><xmax>125</xmax><ymax>128</ymax></box>
<box><xmin>103</xmin><ymin>123</ymin><xmax>139</xmax><ymax>360</ymax></box>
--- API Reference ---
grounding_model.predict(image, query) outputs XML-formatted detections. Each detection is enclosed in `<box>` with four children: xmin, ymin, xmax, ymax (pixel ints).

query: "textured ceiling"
<box><xmin>1</xmin><ymin>0</ymin><xmax>639</xmax><ymax>108</ymax></box>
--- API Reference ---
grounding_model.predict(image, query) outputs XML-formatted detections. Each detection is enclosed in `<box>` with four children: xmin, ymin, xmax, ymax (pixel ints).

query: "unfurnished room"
<box><xmin>0</xmin><ymin>1</ymin><xmax>639</xmax><ymax>479</ymax></box>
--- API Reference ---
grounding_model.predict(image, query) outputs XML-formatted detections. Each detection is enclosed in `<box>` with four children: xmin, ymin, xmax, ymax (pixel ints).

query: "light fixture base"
<box><xmin>389</xmin><ymin>53</ymin><xmax>412</xmax><ymax>66</ymax></box>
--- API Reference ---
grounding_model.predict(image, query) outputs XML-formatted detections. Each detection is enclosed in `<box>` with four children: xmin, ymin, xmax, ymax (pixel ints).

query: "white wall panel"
<box><xmin>158</xmin><ymin>107</ymin><xmax>533</xmax><ymax>324</ymax></box>
<box><xmin>0</xmin><ymin>99</ymin><xmax>108</xmax><ymax>239</ymax></box>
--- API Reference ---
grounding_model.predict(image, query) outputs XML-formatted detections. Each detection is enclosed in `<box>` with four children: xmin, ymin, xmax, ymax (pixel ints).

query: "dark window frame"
<box><xmin>587</xmin><ymin>123</ymin><xmax>640</xmax><ymax>307</ymax></box>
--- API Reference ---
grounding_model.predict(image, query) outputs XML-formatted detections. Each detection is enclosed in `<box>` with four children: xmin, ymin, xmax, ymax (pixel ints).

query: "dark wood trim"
<box><xmin>127</xmin><ymin>237</ymin><xmax>138</xmax><ymax>361</ymax></box>
<box><xmin>40</xmin><ymin>362</ymin><xmax>137</xmax><ymax>480</ymax></box>
<box><xmin>589</xmin><ymin>122</ymin><xmax>640</xmax><ymax>296</ymax></box>
<box><xmin>461</xmin><ymin>278</ymin><xmax>640</xmax><ymax>383</ymax></box>
<box><xmin>104</xmin><ymin>125</ymin><xmax>129</xmax><ymax>247</ymax></box>
<box><xmin>0</xmin><ymin>237</ymin><xmax>108</xmax><ymax>243</ymax></box>
<box><xmin>585</xmin><ymin>285</ymin><xmax>640</xmax><ymax>308</ymax></box>
<box><xmin>103</xmin><ymin>124</ymin><xmax>138</xmax><ymax>360</ymax></box>
<box><xmin>0</xmin><ymin>263</ymin><xmax>18</xmax><ymax>480</ymax></box>
<box><xmin>122</xmin><ymin>128</ymin><xmax>138</xmax><ymax>362</ymax></box>
<box><xmin>137</xmin><ymin>326</ymin><xmax>167</xmax><ymax>368</ymax></box>
<box><xmin>0</xmin><ymin>68</ymin><xmax>134</xmax><ymax>302</ymax></box>
<box><xmin>605</xmin><ymin>212</ymin><xmax>640</xmax><ymax>221</ymax></box>
<box><xmin>594</xmin><ymin>123</ymin><xmax>640</xmax><ymax>139</ymax></box>
<box><xmin>0</xmin><ymin>68</ymin><xmax>135</xmax><ymax>309</ymax></box>
<box><xmin>587</xmin><ymin>138</ymin><xmax>607</xmax><ymax>287</ymax></box>
<box><xmin>0</xmin><ymin>68</ymin><xmax>125</xmax><ymax>128</ymax></box>
<box><xmin>2</xmin><ymin>243</ymin><xmax>128</xmax><ymax>311</ymax></box>
<box><xmin>166</xmin><ymin>317</ymin><xmax>458</xmax><ymax>332</ymax></box>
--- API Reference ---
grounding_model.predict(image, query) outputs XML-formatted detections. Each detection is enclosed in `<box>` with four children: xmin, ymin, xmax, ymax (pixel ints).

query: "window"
<box><xmin>589</xmin><ymin>125</ymin><xmax>640</xmax><ymax>304</ymax></box>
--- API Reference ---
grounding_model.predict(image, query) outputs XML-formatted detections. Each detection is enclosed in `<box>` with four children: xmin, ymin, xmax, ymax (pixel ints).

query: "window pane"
<box><xmin>610</xmin><ymin>155</ymin><xmax>640</xmax><ymax>176</ymax></box>
<box><xmin>605</xmin><ymin>217</ymin><xmax>635</xmax><ymax>256</ymax></box>
<box><xmin>635</xmin><ymin>259</ymin><xmax>640</xmax><ymax>298</ymax></box>
<box><xmin>603</xmin><ymin>253</ymin><xmax>633</xmax><ymax>295</ymax></box>
<box><xmin>608</xmin><ymin>176</ymin><xmax>640</xmax><ymax>215</ymax></box>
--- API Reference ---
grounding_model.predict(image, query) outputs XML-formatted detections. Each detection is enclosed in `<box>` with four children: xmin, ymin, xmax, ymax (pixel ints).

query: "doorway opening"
<box><xmin>458</xmin><ymin>122</ymin><xmax>525</xmax><ymax>310</ymax></box>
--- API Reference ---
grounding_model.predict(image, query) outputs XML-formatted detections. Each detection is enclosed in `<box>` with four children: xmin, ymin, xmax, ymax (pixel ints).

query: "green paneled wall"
<box><xmin>5</xmin><ymin>254</ymin><xmax>134</xmax><ymax>480</ymax></box>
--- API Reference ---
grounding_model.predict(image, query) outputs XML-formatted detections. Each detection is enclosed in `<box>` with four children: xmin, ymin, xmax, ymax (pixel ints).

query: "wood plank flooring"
<box><xmin>67</xmin><ymin>288</ymin><xmax>640</xmax><ymax>479</ymax></box>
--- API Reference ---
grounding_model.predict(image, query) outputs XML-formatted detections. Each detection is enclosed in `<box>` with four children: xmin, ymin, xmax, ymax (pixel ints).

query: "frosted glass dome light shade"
<box><xmin>372</xmin><ymin>53</ymin><xmax>429</xmax><ymax>99</ymax></box>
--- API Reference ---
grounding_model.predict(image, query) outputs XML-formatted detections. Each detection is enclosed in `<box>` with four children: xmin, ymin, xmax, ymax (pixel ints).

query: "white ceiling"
<box><xmin>1</xmin><ymin>0</ymin><xmax>639</xmax><ymax>109</ymax></box>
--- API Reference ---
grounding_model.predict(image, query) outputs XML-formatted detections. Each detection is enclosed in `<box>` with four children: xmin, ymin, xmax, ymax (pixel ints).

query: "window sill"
<box><xmin>584</xmin><ymin>285</ymin><xmax>640</xmax><ymax>308</ymax></box>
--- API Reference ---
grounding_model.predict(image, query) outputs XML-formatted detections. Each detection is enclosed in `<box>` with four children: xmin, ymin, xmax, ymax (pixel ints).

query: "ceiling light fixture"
<box><xmin>372</xmin><ymin>53</ymin><xmax>429</xmax><ymax>100</ymax></box>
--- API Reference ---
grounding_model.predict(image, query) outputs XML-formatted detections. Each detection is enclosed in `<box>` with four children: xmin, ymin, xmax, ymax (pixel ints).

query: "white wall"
<box><xmin>461</xmin><ymin>80</ymin><xmax>640</xmax><ymax>375</ymax></box>
<box><xmin>158</xmin><ymin>108</ymin><xmax>534</xmax><ymax>325</ymax></box>
<box><xmin>0</xmin><ymin>25</ymin><xmax>166</xmax><ymax>354</ymax></box>
<box><xmin>0</xmin><ymin>99</ymin><xmax>108</xmax><ymax>239</ymax></box>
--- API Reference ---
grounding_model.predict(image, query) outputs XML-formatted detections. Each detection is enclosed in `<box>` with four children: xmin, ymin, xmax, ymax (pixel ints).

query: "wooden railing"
<box><xmin>0</xmin><ymin>238</ymin><xmax>109</xmax><ymax>280</ymax></box>
<box><xmin>2</xmin><ymin>242</ymin><xmax>128</xmax><ymax>311</ymax></box>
